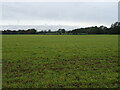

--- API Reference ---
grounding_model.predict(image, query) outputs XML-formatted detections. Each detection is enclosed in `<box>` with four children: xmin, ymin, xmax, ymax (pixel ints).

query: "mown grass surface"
<box><xmin>2</xmin><ymin>35</ymin><xmax>119</xmax><ymax>88</ymax></box>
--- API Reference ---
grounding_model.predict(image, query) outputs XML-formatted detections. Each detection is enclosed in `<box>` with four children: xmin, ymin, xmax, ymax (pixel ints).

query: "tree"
<box><xmin>57</xmin><ymin>29</ymin><xmax>66</xmax><ymax>35</ymax></box>
<box><xmin>27</xmin><ymin>28</ymin><xmax>37</xmax><ymax>34</ymax></box>
<box><xmin>110</xmin><ymin>22</ymin><xmax>120</xmax><ymax>34</ymax></box>
<box><xmin>48</xmin><ymin>29</ymin><xmax>51</xmax><ymax>33</ymax></box>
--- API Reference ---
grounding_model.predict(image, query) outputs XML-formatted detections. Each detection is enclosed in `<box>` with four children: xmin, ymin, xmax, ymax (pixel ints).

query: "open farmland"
<box><xmin>2</xmin><ymin>35</ymin><xmax>119</xmax><ymax>88</ymax></box>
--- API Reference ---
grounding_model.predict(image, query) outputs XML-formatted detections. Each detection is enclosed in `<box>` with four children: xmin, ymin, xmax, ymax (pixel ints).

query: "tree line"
<box><xmin>2</xmin><ymin>22</ymin><xmax>120</xmax><ymax>35</ymax></box>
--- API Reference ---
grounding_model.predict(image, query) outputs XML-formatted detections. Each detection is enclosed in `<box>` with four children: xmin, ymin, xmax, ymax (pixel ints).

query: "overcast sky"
<box><xmin>0</xmin><ymin>1</ymin><xmax>119</xmax><ymax>29</ymax></box>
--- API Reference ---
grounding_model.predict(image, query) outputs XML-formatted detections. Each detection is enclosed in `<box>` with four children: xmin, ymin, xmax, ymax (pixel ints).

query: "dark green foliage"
<box><xmin>2</xmin><ymin>22</ymin><xmax>120</xmax><ymax>35</ymax></box>
<box><xmin>2</xmin><ymin>28</ymin><xmax>37</xmax><ymax>34</ymax></box>
<box><xmin>57</xmin><ymin>29</ymin><xmax>66</xmax><ymax>35</ymax></box>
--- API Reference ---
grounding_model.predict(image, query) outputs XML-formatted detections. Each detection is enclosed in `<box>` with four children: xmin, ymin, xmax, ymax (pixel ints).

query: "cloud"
<box><xmin>1</xmin><ymin>2</ymin><xmax>118</xmax><ymax>27</ymax></box>
<box><xmin>0</xmin><ymin>0</ymin><xmax>119</xmax><ymax>2</ymax></box>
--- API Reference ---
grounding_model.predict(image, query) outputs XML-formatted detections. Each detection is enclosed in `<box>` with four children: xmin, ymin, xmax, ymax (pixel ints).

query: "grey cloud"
<box><xmin>2</xmin><ymin>2</ymin><xmax>118</xmax><ymax>25</ymax></box>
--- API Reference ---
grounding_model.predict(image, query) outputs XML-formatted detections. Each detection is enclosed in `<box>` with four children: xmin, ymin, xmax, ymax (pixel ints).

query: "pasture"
<box><xmin>2</xmin><ymin>35</ymin><xmax>118</xmax><ymax>88</ymax></box>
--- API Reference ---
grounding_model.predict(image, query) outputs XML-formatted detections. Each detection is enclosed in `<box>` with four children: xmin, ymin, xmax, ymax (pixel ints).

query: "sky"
<box><xmin>0</xmin><ymin>0</ymin><xmax>119</xmax><ymax>30</ymax></box>
<box><xmin>0</xmin><ymin>0</ymin><xmax>119</xmax><ymax>2</ymax></box>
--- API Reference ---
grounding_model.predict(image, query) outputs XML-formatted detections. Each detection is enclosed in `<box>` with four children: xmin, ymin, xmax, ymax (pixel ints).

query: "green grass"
<box><xmin>2</xmin><ymin>35</ymin><xmax>119</xmax><ymax>88</ymax></box>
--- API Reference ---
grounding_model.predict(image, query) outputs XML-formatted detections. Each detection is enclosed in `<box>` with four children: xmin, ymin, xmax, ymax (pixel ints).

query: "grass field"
<box><xmin>2</xmin><ymin>35</ymin><xmax>119</xmax><ymax>88</ymax></box>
